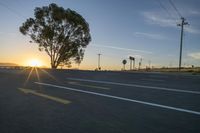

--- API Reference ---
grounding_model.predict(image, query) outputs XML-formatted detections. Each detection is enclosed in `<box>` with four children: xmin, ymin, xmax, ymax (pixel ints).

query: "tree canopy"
<box><xmin>20</xmin><ymin>3</ymin><xmax>91</xmax><ymax>68</ymax></box>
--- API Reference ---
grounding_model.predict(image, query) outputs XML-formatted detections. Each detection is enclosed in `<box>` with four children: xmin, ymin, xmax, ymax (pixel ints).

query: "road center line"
<box><xmin>67</xmin><ymin>78</ymin><xmax>200</xmax><ymax>95</ymax></box>
<box><xmin>35</xmin><ymin>82</ymin><xmax>200</xmax><ymax>116</ymax></box>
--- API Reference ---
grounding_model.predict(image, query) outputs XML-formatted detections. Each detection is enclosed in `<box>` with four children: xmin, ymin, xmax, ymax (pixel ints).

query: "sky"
<box><xmin>0</xmin><ymin>0</ymin><xmax>200</xmax><ymax>70</ymax></box>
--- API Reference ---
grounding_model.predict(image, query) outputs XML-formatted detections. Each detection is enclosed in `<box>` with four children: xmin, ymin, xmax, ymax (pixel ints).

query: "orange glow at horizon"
<box><xmin>27</xmin><ymin>59</ymin><xmax>42</xmax><ymax>67</ymax></box>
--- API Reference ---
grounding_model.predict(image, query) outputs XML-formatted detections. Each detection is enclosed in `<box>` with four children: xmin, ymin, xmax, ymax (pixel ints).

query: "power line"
<box><xmin>154</xmin><ymin>0</ymin><xmax>179</xmax><ymax>24</ymax></box>
<box><xmin>155</xmin><ymin>0</ymin><xmax>174</xmax><ymax>19</ymax></box>
<box><xmin>167</xmin><ymin>0</ymin><xmax>190</xmax><ymax>70</ymax></box>
<box><xmin>167</xmin><ymin>1</ymin><xmax>190</xmax><ymax>70</ymax></box>
<box><xmin>155</xmin><ymin>0</ymin><xmax>189</xmax><ymax>70</ymax></box>
<box><xmin>168</xmin><ymin>0</ymin><xmax>182</xmax><ymax>18</ymax></box>
<box><xmin>0</xmin><ymin>1</ymin><xmax>26</xmax><ymax>19</ymax></box>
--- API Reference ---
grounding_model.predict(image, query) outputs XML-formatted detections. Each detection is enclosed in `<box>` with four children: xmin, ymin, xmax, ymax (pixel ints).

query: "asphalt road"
<box><xmin>0</xmin><ymin>68</ymin><xmax>200</xmax><ymax>133</ymax></box>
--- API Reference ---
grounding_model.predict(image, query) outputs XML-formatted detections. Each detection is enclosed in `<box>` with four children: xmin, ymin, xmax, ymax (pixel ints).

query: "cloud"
<box><xmin>134</xmin><ymin>32</ymin><xmax>166</xmax><ymax>40</ymax></box>
<box><xmin>142</xmin><ymin>12</ymin><xmax>177</xmax><ymax>27</ymax></box>
<box><xmin>92</xmin><ymin>44</ymin><xmax>152</xmax><ymax>54</ymax></box>
<box><xmin>189</xmin><ymin>10</ymin><xmax>200</xmax><ymax>16</ymax></box>
<box><xmin>188</xmin><ymin>52</ymin><xmax>200</xmax><ymax>60</ymax></box>
<box><xmin>184</xmin><ymin>27</ymin><xmax>200</xmax><ymax>34</ymax></box>
<box><xmin>142</xmin><ymin>11</ymin><xmax>200</xmax><ymax>34</ymax></box>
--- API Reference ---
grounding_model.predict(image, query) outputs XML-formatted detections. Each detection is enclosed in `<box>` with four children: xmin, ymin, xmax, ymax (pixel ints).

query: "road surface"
<box><xmin>0</xmin><ymin>68</ymin><xmax>200</xmax><ymax>133</ymax></box>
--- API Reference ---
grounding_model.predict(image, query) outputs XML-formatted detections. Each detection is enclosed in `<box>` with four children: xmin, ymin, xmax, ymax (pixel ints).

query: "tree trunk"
<box><xmin>51</xmin><ymin>65</ymin><xmax>57</xmax><ymax>69</ymax></box>
<box><xmin>51</xmin><ymin>62</ymin><xmax>57</xmax><ymax>69</ymax></box>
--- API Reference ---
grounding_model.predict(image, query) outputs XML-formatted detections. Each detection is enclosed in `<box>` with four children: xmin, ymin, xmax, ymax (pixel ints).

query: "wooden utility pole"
<box><xmin>177</xmin><ymin>17</ymin><xmax>188</xmax><ymax>70</ymax></box>
<box><xmin>98</xmin><ymin>53</ymin><xmax>101</xmax><ymax>70</ymax></box>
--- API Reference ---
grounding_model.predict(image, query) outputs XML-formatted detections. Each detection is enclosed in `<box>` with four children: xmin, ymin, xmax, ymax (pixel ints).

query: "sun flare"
<box><xmin>28</xmin><ymin>59</ymin><xmax>42</xmax><ymax>67</ymax></box>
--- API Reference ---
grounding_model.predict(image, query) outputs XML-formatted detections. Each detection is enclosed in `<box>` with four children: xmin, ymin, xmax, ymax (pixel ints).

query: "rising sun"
<box><xmin>28</xmin><ymin>59</ymin><xmax>42</xmax><ymax>67</ymax></box>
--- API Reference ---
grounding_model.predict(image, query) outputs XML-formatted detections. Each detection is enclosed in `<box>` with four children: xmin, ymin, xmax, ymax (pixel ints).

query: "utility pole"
<box><xmin>177</xmin><ymin>17</ymin><xmax>188</xmax><ymax>71</ymax></box>
<box><xmin>148</xmin><ymin>60</ymin><xmax>151</xmax><ymax>69</ymax></box>
<box><xmin>98</xmin><ymin>53</ymin><xmax>101</xmax><ymax>70</ymax></box>
<box><xmin>139</xmin><ymin>58</ymin><xmax>142</xmax><ymax>70</ymax></box>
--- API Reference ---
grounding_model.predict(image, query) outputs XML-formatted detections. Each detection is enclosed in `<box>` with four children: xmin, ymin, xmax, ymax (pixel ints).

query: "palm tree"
<box><xmin>129</xmin><ymin>56</ymin><xmax>135</xmax><ymax>70</ymax></box>
<box><xmin>122</xmin><ymin>59</ymin><xmax>127</xmax><ymax>70</ymax></box>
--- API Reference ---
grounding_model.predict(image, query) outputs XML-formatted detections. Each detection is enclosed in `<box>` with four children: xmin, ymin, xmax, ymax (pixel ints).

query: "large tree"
<box><xmin>20</xmin><ymin>3</ymin><xmax>91</xmax><ymax>69</ymax></box>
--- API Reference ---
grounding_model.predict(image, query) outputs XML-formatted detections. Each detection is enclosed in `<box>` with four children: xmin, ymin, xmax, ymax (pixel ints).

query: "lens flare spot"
<box><xmin>28</xmin><ymin>59</ymin><xmax>42</xmax><ymax>67</ymax></box>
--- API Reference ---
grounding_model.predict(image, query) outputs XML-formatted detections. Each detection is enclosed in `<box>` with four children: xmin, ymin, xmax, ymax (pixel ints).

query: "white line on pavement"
<box><xmin>67</xmin><ymin>78</ymin><xmax>200</xmax><ymax>95</ymax></box>
<box><xmin>35</xmin><ymin>82</ymin><xmax>200</xmax><ymax>116</ymax></box>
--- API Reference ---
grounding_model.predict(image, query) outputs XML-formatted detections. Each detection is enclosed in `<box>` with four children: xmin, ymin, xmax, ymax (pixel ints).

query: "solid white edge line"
<box><xmin>67</xmin><ymin>78</ymin><xmax>200</xmax><ymax>95</ymax></box>
<box><xmin>35</xmin><ymin>82</ymin><xmax>200</xmax><ymax>116</ymax></box>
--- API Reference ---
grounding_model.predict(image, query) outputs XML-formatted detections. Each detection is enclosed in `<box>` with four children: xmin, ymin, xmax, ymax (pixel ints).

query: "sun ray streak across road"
<box><xmin>35</xmin><ymin>67</ymin><xmax>41</xmax><ymax>82</ymax></box>
<box><xmin>18</xmin><ymin>88</ymin><xmax>71</xmax><ymax>105</ymax></box>
<box><xmin>23</xmin><ymin>67</ymin><xmax>34</xmax><ymax>86</ymax></box>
